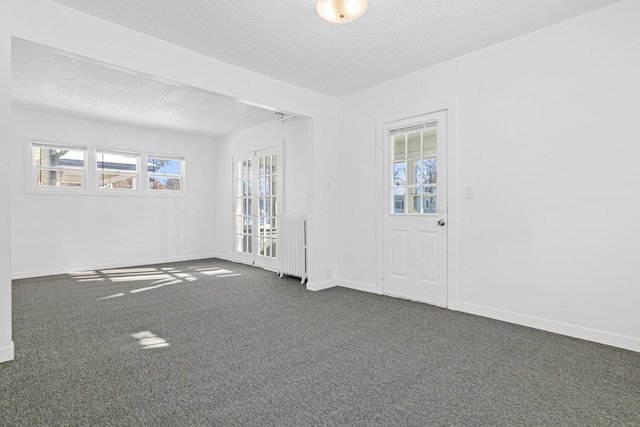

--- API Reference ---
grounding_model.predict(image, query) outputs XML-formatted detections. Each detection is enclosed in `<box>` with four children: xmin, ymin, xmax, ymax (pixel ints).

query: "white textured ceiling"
<box><xmin>52</xmin><ymin>0</ymin><xmax>622</xmax><ymax>97</ymax></box>
<box><xmin>12</xmin><ymin>39</ymin><xmax>278</xmax><ymax>138</ymax></box>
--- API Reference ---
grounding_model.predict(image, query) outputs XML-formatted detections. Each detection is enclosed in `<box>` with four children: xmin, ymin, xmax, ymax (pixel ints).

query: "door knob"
<box><xmin>437</xmin><ymin>219</ymin><xmax>446</xmax><ymax>226</ymax></box>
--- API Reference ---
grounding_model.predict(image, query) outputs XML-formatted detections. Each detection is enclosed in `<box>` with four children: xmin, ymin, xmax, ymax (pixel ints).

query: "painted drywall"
<box><xmin>0</xmin><ymin>3</ymin><xmax>15</xmax><ymax>363</ymax></box>
<box><xmin>10</xmin><ymin>109</ymin><xmax>217</xmax><ymax>277</ymax></box>
<box><xmin>6</xmin><ymin>0</ymin><xmax>338</xmax><ymax>286</ymax></box>
<box><xmin>211</xmin><ymin>118</ymin><xmax>309</xmax><ymax>261</ymax></box>
<box><xmin>337</xmin><ymin>0</ymin><xmax>640</xmax><ymax>351</ymax></box>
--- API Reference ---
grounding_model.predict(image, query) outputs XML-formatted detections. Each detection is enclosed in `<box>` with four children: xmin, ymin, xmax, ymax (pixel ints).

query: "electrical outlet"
<box><xmin>326</xmin><ymin>268</ymin><xmax>332</xmax><ymax>279</ymax></box>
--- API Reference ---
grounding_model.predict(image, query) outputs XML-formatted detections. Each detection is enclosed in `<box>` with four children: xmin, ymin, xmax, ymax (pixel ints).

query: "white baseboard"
<box><xmin>307</xmin><ymin>280</ymin><xmax>338</xmax><ymax>292</ymax></box>
<box><xmin>210</xmin><ymin>253</ymin><xmax>235</xmax><ymax>263</ymax></box>
<box><xmin>0</xmin><ymin>341</ymin><xmax>14</xmax><ymax>363</ymax></box>
<box><xmin>456</xmin><ymin>301</ymin><xmax>640</xmax><ymax>353</ymax></box>
<box><xmin>325</xmin><ymin>278</ymin><xmax>640</xmax><ymax>353</ymax></box>
<box><xmin>338</xmin><ymin>280</ymin><xmax>382</xmax><ymax>294</ymax></box>
<box><xmin>11</xmin><ymin>253</ymin><xmax>220</xmax><ymax>280</ymax></box>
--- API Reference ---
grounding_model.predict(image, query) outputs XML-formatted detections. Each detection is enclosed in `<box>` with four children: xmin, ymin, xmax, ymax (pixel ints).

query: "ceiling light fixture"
<box><xmin>316</xmin><ymin>0</ymin><xmax>368</xmax><ymax>24</ymax></box>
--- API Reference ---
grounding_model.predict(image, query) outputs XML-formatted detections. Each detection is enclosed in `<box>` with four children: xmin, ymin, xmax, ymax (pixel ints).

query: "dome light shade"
<box><xmin>316</xmin><ymin>0</ymin><xmax>368</xmax><ymax>24</ymax></box>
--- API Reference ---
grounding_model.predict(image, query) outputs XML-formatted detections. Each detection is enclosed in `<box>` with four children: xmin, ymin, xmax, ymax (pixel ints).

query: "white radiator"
<box><xmin>278</xmin><ymin>214</ymin><xmax>307</xmax><ymax>283</ymax></box>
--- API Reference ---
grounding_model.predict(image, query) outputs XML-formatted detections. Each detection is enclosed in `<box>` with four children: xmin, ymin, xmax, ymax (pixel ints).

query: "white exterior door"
<box><xmin>233</xmin><ymin>148</ymin><xmax>280</xmax><ymax>271</ymax></box>
<box><xmin>383</xmin><ymin>110</ymin><xmax>448</xmax><ymax>306</ymax></box>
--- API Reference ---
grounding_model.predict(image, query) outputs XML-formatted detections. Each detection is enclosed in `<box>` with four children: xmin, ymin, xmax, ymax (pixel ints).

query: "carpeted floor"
<box><xmin>1</xmin><ymin>258</ymin><xmax>639</xmax><ymax>426</ymax></box>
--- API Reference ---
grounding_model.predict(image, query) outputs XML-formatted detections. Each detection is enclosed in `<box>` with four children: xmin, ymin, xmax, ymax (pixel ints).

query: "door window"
<box><xmin>391</xmin><ymin>126</ymin><xmax>438</xmax><ymax>214</ymax></box>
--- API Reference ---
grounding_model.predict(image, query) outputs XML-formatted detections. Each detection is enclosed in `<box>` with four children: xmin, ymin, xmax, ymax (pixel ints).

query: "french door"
<box><xmin>233</xmin><ymin>148</ymin><xmax>280</xmax><ymax>271</ymax></box>
<box><xmin>382</xmin><ymin>110</ymin><xmax>448</xmax><ymax>306</ymax></box>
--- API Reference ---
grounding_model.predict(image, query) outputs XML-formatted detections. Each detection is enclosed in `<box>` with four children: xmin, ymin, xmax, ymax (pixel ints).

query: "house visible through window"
<box><xmin>32</xmin><ymin>142</ymin><xmax>86</xmax><ymax>188</ymax></box>
<box><xmin>97</xmin><ymin>150</ymin><xmax>139</xmax><ymax>190</ymax></box>
<box><xmin>391</xmin><ymin>125</ymin><xmax>438</xmax><ymax>214</ymax></box>
<box><xmin>148</xmin><ymin>156</ymin><xmax>184</xmax><ymax>192</ymax></box>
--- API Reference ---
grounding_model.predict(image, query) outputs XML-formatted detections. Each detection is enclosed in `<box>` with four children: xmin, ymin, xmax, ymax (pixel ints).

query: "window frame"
<box><xmin>31</xmin><ymin>141</ymin><xmax>88</xmax><ymax>192</ymax></box>
<box><xmin>389</xmin><ymin>122</ymin><xmax>439</xmax><ymax>216</ymax></box>
<box><xmin>146</xmin><ymin>154</ymin><xmax>185</xmax><ymax>194</ymax></box>
<box><xmin>95</xmin><ymin>148</ymin><xmax>141</xmax><ymax>192</ymax></box>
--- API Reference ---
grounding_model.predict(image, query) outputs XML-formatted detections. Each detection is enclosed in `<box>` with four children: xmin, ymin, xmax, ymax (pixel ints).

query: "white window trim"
<box><xmin>146</xmin><ymin>154</ymin><xmax>186</xmax><ymax>195</ymax></box>
<box><xmin>95</xmin><ymin>148</ymin><xmax>141</xmax><ymax>193</ymax></box>
<box><xmin>30</xmin><ymin>141</ymin><xmax>87</xmax><ymax>193</ymax></box>
<box><xmin>27</xmin><ymin>141</ymin><xmax>187</xmax><ymax>198</ymax></box>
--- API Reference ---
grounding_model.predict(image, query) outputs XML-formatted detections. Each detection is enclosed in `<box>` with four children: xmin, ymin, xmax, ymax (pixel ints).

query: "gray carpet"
<box><xmin>1</xmin><ymin>258</ymin><xmax>639</xmax><ymax>426</ymax></box>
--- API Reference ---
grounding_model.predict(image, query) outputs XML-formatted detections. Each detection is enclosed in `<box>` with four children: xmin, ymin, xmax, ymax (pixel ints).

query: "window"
<box><xmin>96</xmin><ymin>150</ymin><xmax>139</xmax><ymax>190</ymax></box>
<box><xmin>32</xmin><ymin>142</ymin><xmax>86</xmax><ymax>188</ymax></box>
<box><xmin>147</xmin><ymin>155</ymin><xmax>184</xmax><ymax>192</ymax></box>
<box><xmin>390</xmin><ymin>124</ymin><xmax>438</xmax><ymax>214</ymax></box>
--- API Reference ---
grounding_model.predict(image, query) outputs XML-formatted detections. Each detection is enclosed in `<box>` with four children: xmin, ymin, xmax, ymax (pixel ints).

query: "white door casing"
<box><xmin>382</xmin><ymin>110</ymin><xmax>448</xmax><ymax>306</ymax></box>
<box><xmin>233</xmin><ymin>147</ymin><xmax>281</xmax><ymax>271</ymax></box>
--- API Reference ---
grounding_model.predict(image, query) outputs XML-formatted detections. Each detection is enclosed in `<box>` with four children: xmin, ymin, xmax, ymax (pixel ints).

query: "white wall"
<box><xmin>337</xmin><ymin>0</ymin><xmax>640</xmax><ymax>351</ymax></box>
<box><xmin>0</xmin><ymin>1</ymin><xmax>15</xmax><ymax>363</ymax></box>
<box><xmin>211</xmin><ymin>118</ymin><xmax>310</xmax><ymax>260</ymax></box>
<box><xmin>7</xmin><ymin>0</ymin><xmax>338</xmax><ymax>286</ymax></box>
<box><xmin>11</xmin><ymin>109</ymin><xmax>217</xmax><ymax>277</ymax></box>
<box><xmin>3</xmin><ymin>0</ymin><xmax>338</xmax><ymax>361</ymax></box>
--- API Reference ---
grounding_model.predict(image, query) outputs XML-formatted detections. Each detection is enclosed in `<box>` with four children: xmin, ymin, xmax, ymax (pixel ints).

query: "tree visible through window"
<box><xmin>148</xmin><ymin>156</ymin><xmax>183</xmax><ymax>192</ymax></box>
<box><xmin>391</xmin><ymin>127</ymin><xmax>438</xmax><ymax>214</ymax></box>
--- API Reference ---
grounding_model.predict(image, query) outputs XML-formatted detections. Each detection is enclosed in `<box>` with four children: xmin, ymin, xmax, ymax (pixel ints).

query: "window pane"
<box><xmin>423</xmin><ymin>196</ymin><xmax>437</xmax><ymax>214</ymax></box>
<box><xmin>34</xmin><ymin>146</ymin><xmax>85</xmax><ymax>169</ymax></box>
<box><xmin>265</xmin><ymin>156</ymin><xmax>271</xmax><ymax>175</ymax></box>
<box><xmin>236</xmin><ymin>161</ymin><xmax>243</xmax><ymax>180</ymax></box>
<box><xmin>246</xmin><ymin>216</ymin><xmax>253</xmax><ymax>235</ymax></box>
<box><xmin>423</xmin><ymin>129</ymin><xmax>437</xmax><ymax>156</ymax></box>
<box><xmin>393</xmin><ymin>188</ymin><xmax>406</xmax><ymax>213</ymax></box>
<box><xmin>423</xmin><ymin>158</ymin><xmax>437</xmax><ymax>184</ymax></box>
<box><xmin>265</xmin><ymin>238</ymin><xmax>272</xmax><ymax>257</ymax></box>
<box><xmin>37</xmin><ymin>170</ymin><xmax>83</xmax><ymax>187</ymax></box>
<box><xmin>409</xmin><ymin>187</ymin><xmax>421</xmax><ymax>214</ymax></box>
<box><xmin>99</xmin><ymin>174</ymin><xmax>135</xmax><ymax>189</ymax></box>
<box><xmin>149</xmin><ymin>177</ymin><xmax>181</xmax><ymax>191</ymax></box>
<box><xmin>393</xmin><ymin>162</ymin><xmax>406</xmax><ymax>186</ymax></box>
<box><xmin>97</xmin><ymin>152</ymin><xmax>138</xmax><ymax>172</ymax></box>
<box><xmin>272</xmin><ymin>175</ymin><xmax>277</xmax><ymax>196</ymax></box>
<box><xmin>272</xmin><ymin>155</ymin><xmax>278</xmax><ymax>174</ymax></box>
<box><xmin>407</xmin><ymin>132</ymin><xmax>421</xmax><ymax>159</ymax></box>
<box><xmin>408</xmin><ymin>160</ymin><xmax>421</xmax><ymax>186</ymax></box>
<box><xmin>263</xmin><ymin>217</ymin><xmax>271</xmax><ymax>237</ymax></box>
<box><xmin>148</xmin><ymin>158</ymin><xmax>181</xmax><ymax>175</ymax></box>
<box><xmin>265</xmin><ymin>177</ymin><xmax>271</xmax><ymax>196</ymax></box>
<box><xmin>422</xmin><ymin>185</ymin><xmax>437</xmax><ymax>195</ymax></box>
<box><xmin>393</xmin><ymin>135</ymin><xmax>406</xmax><ymax>160</ymax></box>
<box><xmin>246</xmin><ymin>235</ymin><xmax>252</xmax><ymax>254</ymax></box>
<box><xmin>259</xmin><ymin>157</ymin><xmax>264</xmax><ymax>176</ymax></box>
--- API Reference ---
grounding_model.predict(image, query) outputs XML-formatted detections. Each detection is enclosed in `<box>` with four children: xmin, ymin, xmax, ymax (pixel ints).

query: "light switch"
<box><xmin>465</xmin><ymin>186</ymin><xmax>474</xmax><ymax>199</ymax></box>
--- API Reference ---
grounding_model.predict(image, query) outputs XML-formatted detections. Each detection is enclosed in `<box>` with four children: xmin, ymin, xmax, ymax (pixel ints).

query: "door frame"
<box><xmin>375</xmin><ymin>100</ymin><xmax>460</xmax><ymax>310</ymax></box>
